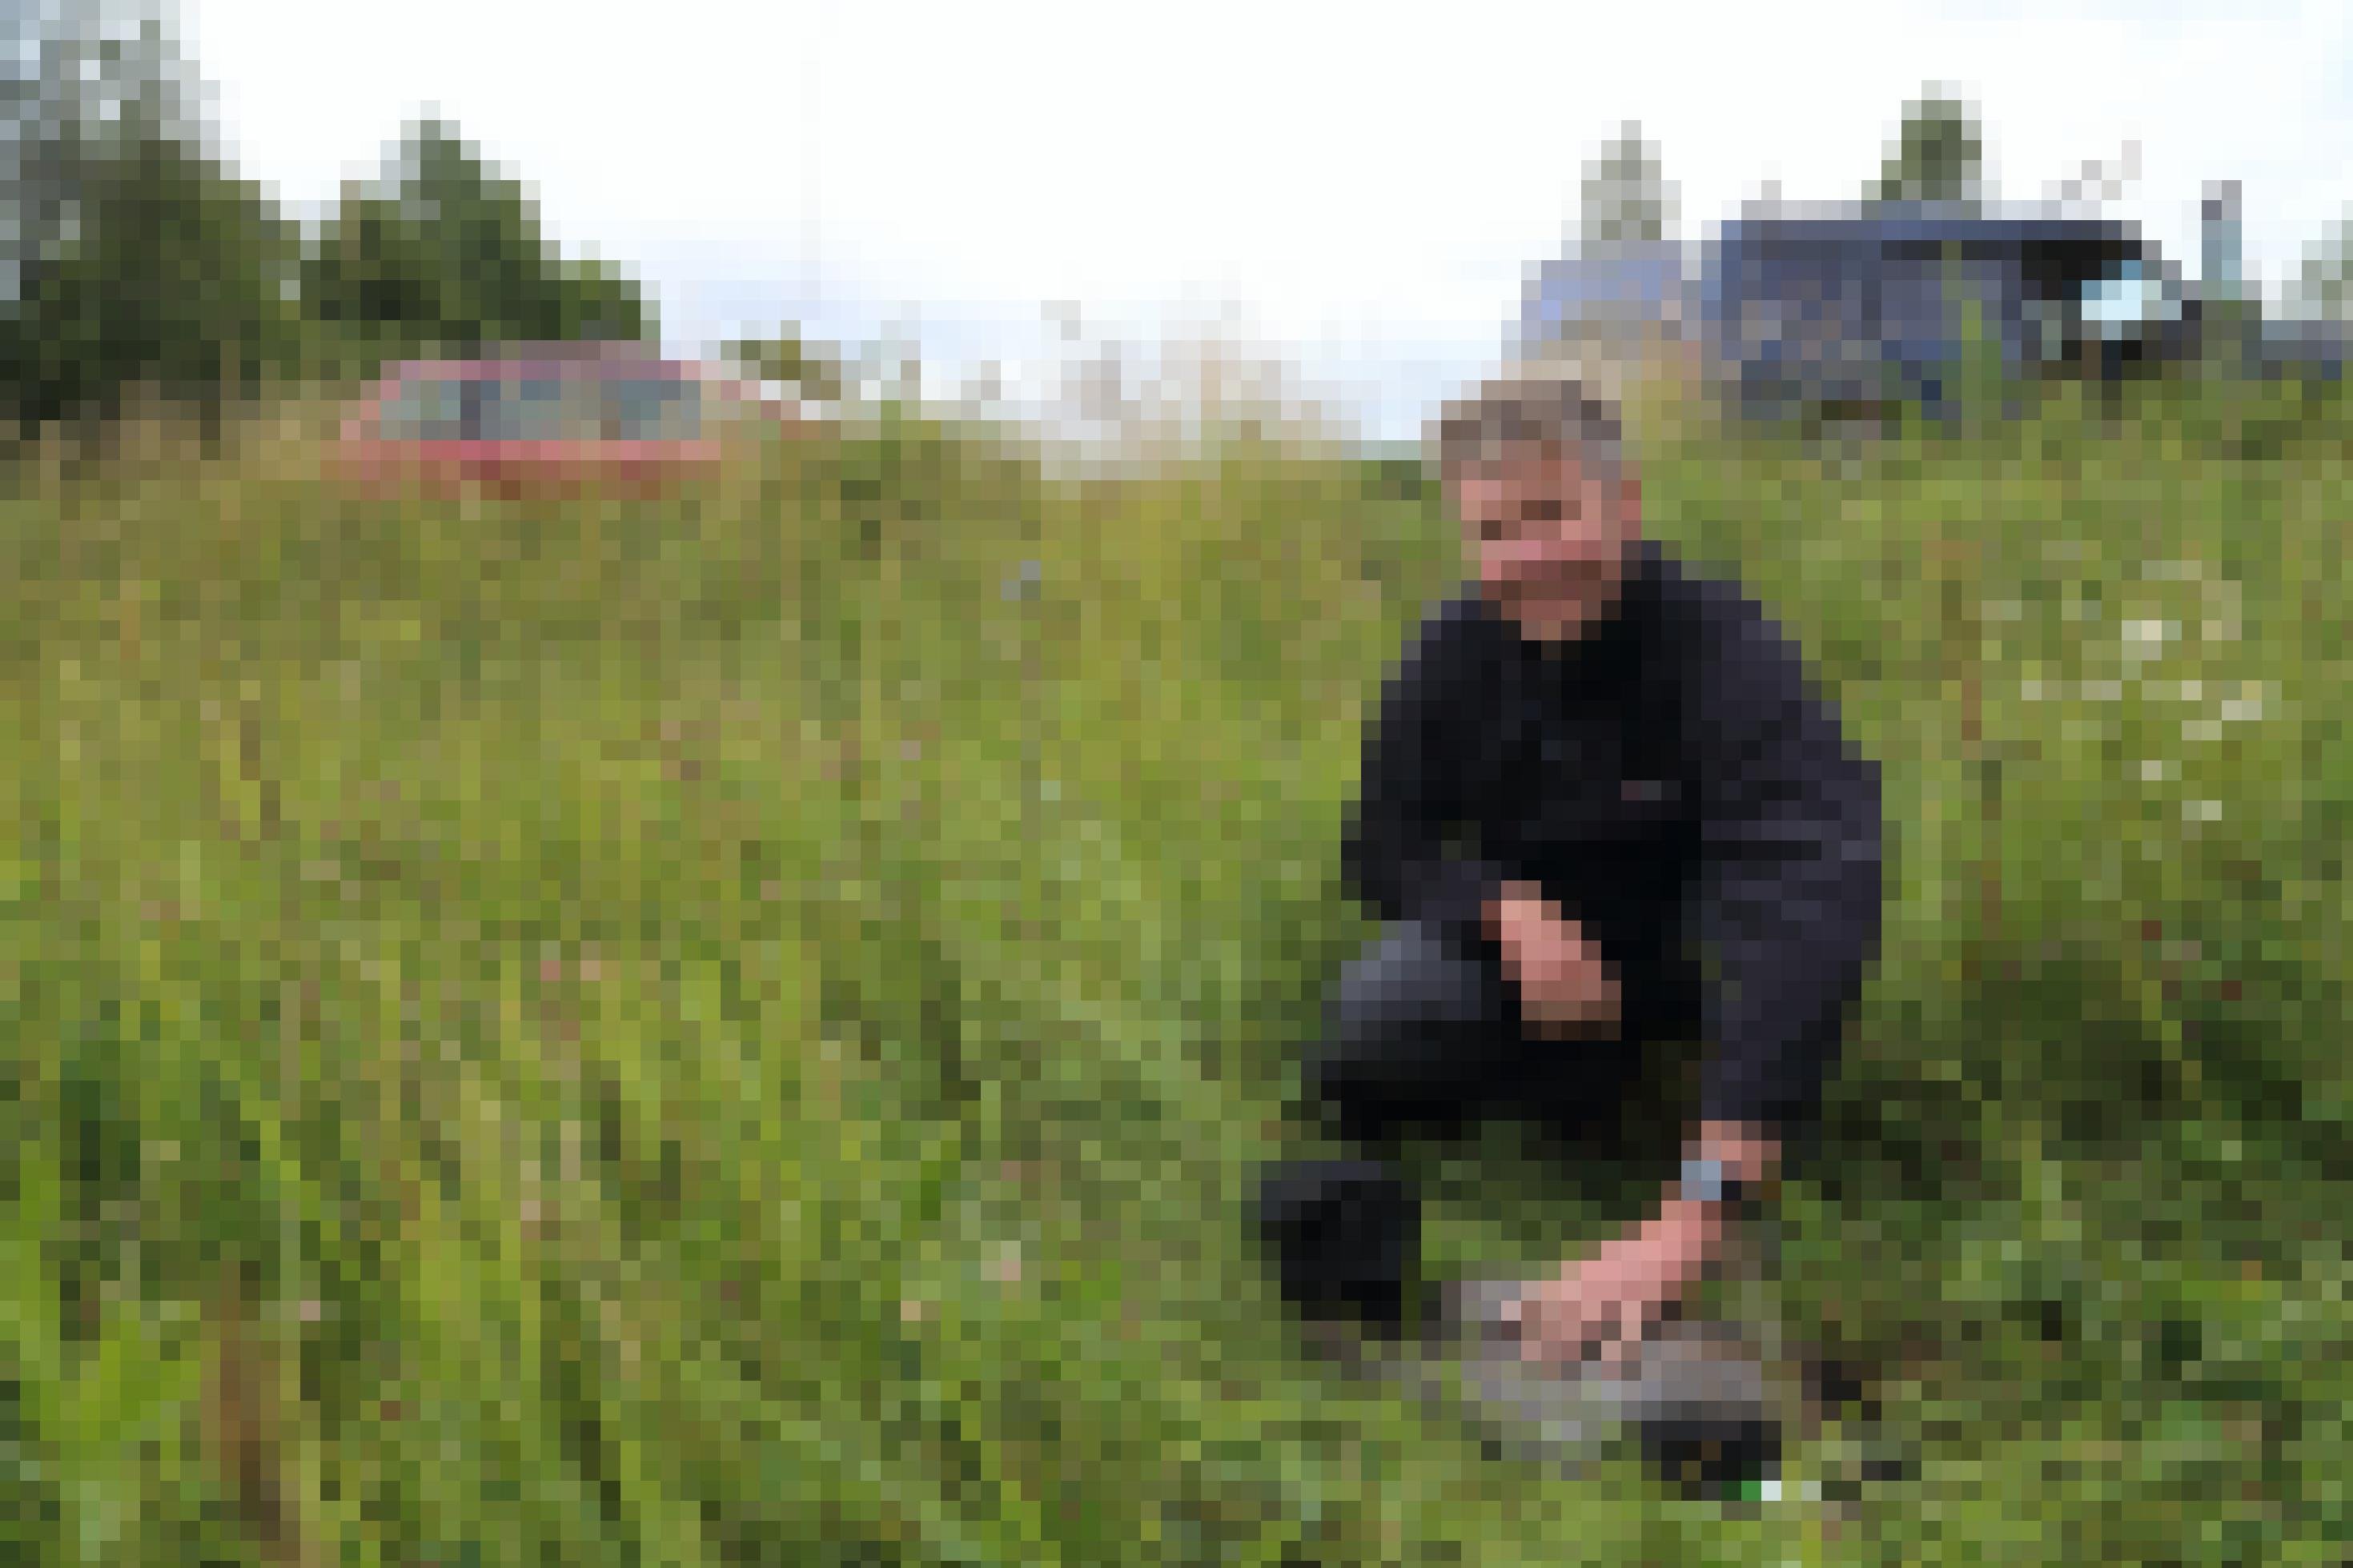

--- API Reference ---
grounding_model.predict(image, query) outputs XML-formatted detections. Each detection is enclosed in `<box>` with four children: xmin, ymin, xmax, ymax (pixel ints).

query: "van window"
<box><xmin>477</xmin><ymin>377</ymin><xmax>572</xmax><ymax>442</ymax></box>
<box><xmin>380</xmin><ymin>376</ymin><xmax>468</xmax><ymax>441</ymax></box>
<box><xmin>2082</xmin><ymin>262</ymin><xmax>2182</xmax><ymax>339</ymax></box>
<box><xmin>600</xmin><ymin>377</ymin><xmax>705</xmax><ymax>440</ymax></box>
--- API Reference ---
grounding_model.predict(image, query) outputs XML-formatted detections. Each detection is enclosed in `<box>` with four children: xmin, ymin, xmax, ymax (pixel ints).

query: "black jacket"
<box><xmin>1340</xmin><ymin>538</ymin><xmax>1884</xmax><ymax>1136</ymax></box>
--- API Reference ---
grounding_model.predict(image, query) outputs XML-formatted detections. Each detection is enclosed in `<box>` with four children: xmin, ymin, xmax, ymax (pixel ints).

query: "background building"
<box><xmin>1694</xmin><ymin>202</ymin><xmax>2164</xmax><ymax>421</ymax></box>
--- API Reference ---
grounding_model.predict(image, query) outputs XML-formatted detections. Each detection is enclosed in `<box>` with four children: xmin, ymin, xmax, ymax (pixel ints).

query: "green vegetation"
<box><xmin>0</xmin><ymin>5</ymin><xmax>316</xmax><ymax>439</ymax></box>
<box><xmin>297</xmin><ymin>118</ymin><xmax>655</xmax><ymax>375</ymax></box>
<box><xmin>3</xmin><ymin>3</ymin><xmax>659</xmax><ymax>445</ymax></box>
<box><xmin>6</xmin><ymin>364</ymin><xmax>2352</xmax><ymax>1563</ymax></box>
<box><xmin>1863</xmin><ymin>87</ymin><xmax>1987</xmax><ymax>212</ymax></box>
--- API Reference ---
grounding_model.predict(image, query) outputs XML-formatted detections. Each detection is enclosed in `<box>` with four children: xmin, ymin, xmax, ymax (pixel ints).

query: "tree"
<box><xmin>1580</xmin><ymin>121</ymin><xmax>1675</xmax><ymax>251</ymax></box>
<box><xmin>0</xmin><ymin>0</ymin><xmax>309</xmax><ymax>439</ymax></box>
<box><xmin>2288</xmin><ymin>208</ymin><xmax>2353</xmax><ymax>323</ymax></box>
<box><xmin>1</xmin><ymin>0</ymin><xmax>64</xmax><ymax>315</ymax></box>
<box><xmin>12</xmin><ymin>120</ymin><xmax>309</xmax><ymax>429</ymax></box>
<box><xmin>299</xmin><ymin>117</ymin><xmax>653</xmax><ymax>371</ymax></box>
<box><xmin>721</xmin><ymin>327</ymin><xmax>848</xmax><ymax>403</ymax></box>
<box><xmin>1866</xmin><ymin>88</ymin><xmax>1986</xmax><ymax>210</ymax></box>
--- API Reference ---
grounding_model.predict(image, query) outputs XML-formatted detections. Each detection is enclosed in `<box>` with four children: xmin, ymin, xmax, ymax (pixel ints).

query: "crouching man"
<box><xmin>1255</xmin><ymin>375</ymin><xmax>1884</xmax><ymax>1390</ymax></box>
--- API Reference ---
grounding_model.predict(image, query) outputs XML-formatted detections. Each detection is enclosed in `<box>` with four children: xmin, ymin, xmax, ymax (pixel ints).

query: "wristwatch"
<box><xmin>1678</xmin><ymin>1156</ymin><xmax>1761</xmax><ymax>1211</ymax></box>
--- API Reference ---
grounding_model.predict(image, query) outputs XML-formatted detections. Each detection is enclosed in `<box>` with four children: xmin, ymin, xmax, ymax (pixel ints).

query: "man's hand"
<box><xmin>1505</xmin><ymin>1202</ymin><xmax>1717</xmax><ymax>1371</ymax></box>
<box><xmin>1486</xmin><ymin>880</ymin><xmax>1621</xmax><ymax>1037</ymax></box>
<box><xmin>1506</xmin><ymin>1121</ymin><xmax>1777</xmax><ymax>1371</ymax></box>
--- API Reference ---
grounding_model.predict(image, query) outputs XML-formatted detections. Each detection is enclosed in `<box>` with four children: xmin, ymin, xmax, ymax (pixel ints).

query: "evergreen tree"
<box><xmin>1580</xmin><ymin>121</ymin><xmax>1674</xmax><ymax>251</ymax></box>
<box><xmin>1866</xmin><ymin>88</ymin><xmax>1987</xmax><ymax>210</ymax></box>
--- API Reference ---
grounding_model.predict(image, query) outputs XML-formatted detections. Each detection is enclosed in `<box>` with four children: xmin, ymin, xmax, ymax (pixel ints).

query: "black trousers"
<box><xmin>1254</xmin><ymin>919</ymin><xmax>1700</xmax><ymax>1337</ymax></box>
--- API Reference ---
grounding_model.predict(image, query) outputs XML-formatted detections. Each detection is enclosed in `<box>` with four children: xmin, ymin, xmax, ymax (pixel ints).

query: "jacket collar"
<box><xmin>1476</xmin><ymin>535</ymin><xmax>1660</xmax><ymax>683</ymax></box>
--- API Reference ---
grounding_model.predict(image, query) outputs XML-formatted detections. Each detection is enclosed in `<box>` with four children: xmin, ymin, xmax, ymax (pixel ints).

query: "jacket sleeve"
<box><xmin>1681</xmin><ymin>596</ymin><xmax>1885</xmax><ymax>1138</ymax></box>
<box><xmin>1340</xmin><ymin>605</ymin><xmax>1514</xmax><ymax>953</ymax></box>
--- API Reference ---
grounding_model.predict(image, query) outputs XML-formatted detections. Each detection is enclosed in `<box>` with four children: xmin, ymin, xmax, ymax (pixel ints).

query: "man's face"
<box><xmin>1448</xmin><ymin>443</ymin><xmax>1642</xmax><ymax>644</ymax></box>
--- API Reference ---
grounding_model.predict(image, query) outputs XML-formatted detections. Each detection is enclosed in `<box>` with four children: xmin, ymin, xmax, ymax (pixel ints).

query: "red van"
<box><xmin>334</xmin><ymin>346</ymin><xmax>791</xmax><ymax>499</ymax></box>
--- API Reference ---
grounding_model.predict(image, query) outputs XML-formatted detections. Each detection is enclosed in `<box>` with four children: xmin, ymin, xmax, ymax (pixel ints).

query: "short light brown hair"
<box><xmin>1431</xmin><ymin>374</ymin><xmax>1624</xmax><ymax>481</ymax></box>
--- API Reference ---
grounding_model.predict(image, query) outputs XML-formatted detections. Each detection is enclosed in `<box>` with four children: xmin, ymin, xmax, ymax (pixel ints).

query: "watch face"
<box><xmin>1681</xmin><ymin>1157</ymin><xmax>1756</xmax><ymax>1206</ymax></box>
<box><xmin>1680</xmin><ymin>1157</ymin><xmax>1725</xmax><ymax>1203</ymax></box>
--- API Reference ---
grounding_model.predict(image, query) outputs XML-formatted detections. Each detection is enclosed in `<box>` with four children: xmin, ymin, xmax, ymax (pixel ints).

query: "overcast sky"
<box><xmin>179</xmin><ymin>0</ymin><xmax>2353</xmax><ymax>439</ymax></box>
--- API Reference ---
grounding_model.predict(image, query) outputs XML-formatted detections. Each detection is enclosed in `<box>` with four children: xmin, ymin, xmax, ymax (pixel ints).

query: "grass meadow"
<box><xmin>6</xmin><ymin>359</ymin><xmax>2353</xmax><ymax>1564</ymax></box>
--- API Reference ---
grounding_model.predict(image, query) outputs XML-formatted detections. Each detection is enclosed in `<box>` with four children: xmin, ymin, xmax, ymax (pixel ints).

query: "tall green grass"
<box><xmin>5</xmin><ymin>368</ymin><xmax>2351</xmax><ymax>1564</ymax></box>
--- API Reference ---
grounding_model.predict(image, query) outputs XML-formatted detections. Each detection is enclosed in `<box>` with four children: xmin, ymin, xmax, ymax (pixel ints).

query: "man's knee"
<box><xmin>1305</xmin><ymin>921</ymin><xmax>1505</xmax><ymax>1133</ymax></box>
<box><xmin>1328</xmin><ymin>920</ymin><xmax>1502</xmax><ymax>1044</ymax></box>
